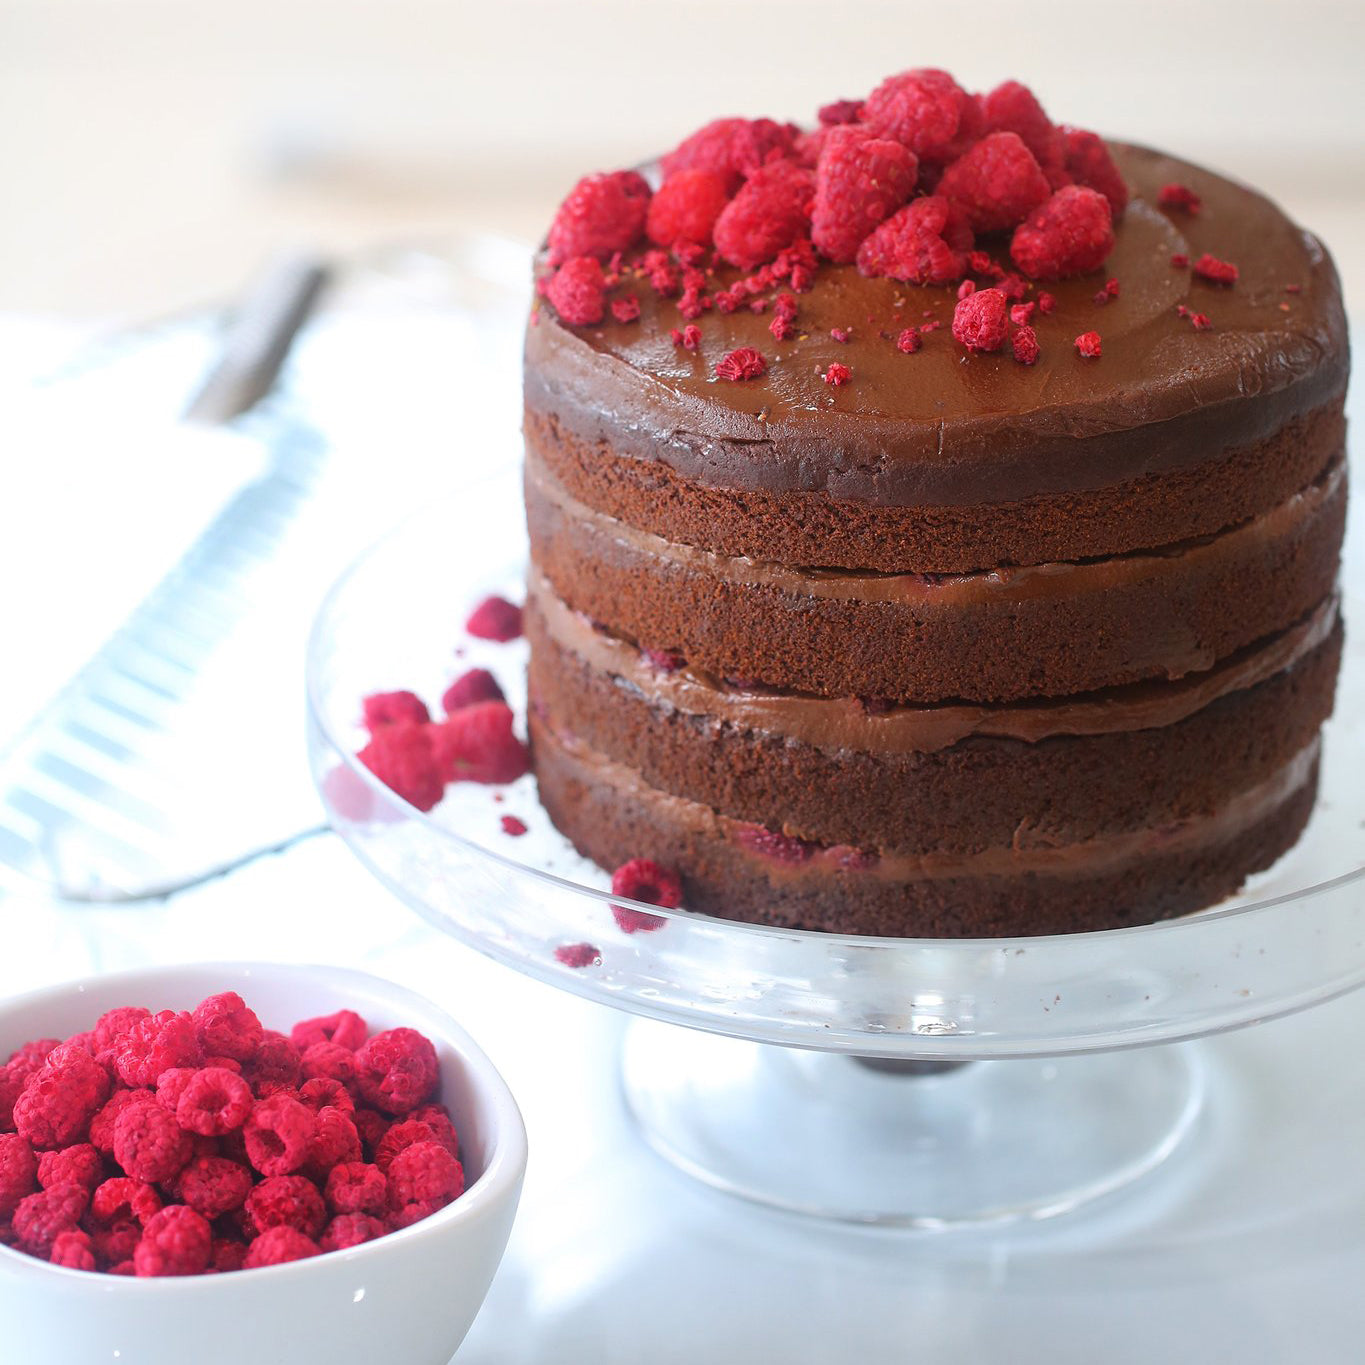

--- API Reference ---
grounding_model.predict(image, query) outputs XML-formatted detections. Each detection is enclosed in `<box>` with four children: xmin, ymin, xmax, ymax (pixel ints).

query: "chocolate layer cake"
<box><xmin>524</xmin><ymin>76</ymin><xmax>1348</xmax><ymax>937</ymax></box>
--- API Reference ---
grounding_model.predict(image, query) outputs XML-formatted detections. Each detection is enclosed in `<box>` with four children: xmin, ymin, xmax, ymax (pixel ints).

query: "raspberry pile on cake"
<box><xmin>523</xmin><ymin>70</ymin><xmax>1348</xmax><ymax>937</ymax></box>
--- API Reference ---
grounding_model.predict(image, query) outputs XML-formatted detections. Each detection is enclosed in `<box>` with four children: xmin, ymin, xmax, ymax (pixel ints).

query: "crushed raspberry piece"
<box><xmin>919</xmin><ymin>319</ymin><xmax>942</xmax><ymax>332</ymax></box>
<box><xmin>957</xmin><ymin>279</ymin><xmax>975</xmax><ymax>300</ymax></box>
<box><xmin>547</xmin><ymin>170</ymin><xmax>650</xmax><ymax>266</ymax></box>
<box><xmin>500</xmin><ymin>814</ymin><xmax>528</xmax><ymax>837</ymax></box>
<box><xmin>244</xmin><ymin>1224</ymin><xmax>319</xmax><ymax>1269</ymax></box>
<box><xmin>50</xmin><ymin>1227</ymin><xmax>97</xmax><ymax>1271</ymax></box>
<box><xmin>610</xmin><ymin>295</ymin><xmax>641</xmax><ymax>324</ymax></box>
<box><xmin>176</xmin><ymin>1067</ymin><xmax>254</xmax><ymax>1137</ymax></box>
<box><xmin>546</xmin><ymin>256</ymin><xmax>607</xmax><ymax>326</ymax></box>
<box><xmin>89</xmin><ymin>1176</ymin><xmax>161</xmax><ymax>1227</ymax></box>
<box><xmin>938</xmin><ymin>131</ymin><xmax>1051</xmax><ymax>232</ymax></box>
<box><xmin>643</xmin><ymin>646</ymin><xmax>685</xmax><ymax>672</ymax></box>
<box><xmin>14</xmin><ymin>1184</ymin><xmax>88</xmax><ymax>1256</ymax></box>
<box><xmin>1170</xmin><ymin>252</ymin><xmax>1190</xmax><ymax>269</ymax></box>
<box><xmin>291</xmin><ymin>1010</ymin><xmax>368</xmax><ymax>1053</ymax></box>
<box><xmin>829</xmin><ymin>326</ymin><xmax>851</xmax><ymax>342</ymax></box>
<box><xmin>244</xmin><ymin>1032</ymin><xmax>303</xmax><ymax>1091</ymax></box>
<box><xmin>113</xmin><ymin>1101</ymin><xmax>192</xmax><ymax>1184</ymax></box>
<box><xmin>824</xmin><ymin>362</ymin><xmax>852</xmax><ymax>386</ymax></box>
<box><xmin>967</xmin><ymin>250</ymin><xmax>1007</xmax><ymax>279</ymax></box>
<box><xmin>387</xmin><ymin>1140</ymin><xmax>464</xmax><ymax>1213</ymax></box>
<box><xmin>441</xmin><ymin>668</ymin><xmax>504</xmax><ymax>715</ymax></box>
<box><xmin>647</xmin><ymin>169</ymin><xmax>730</xmax><ymax>248</ymax></box>
<box><xmin>1285</xmin><ymin>283</ymin><xmax>1302</xmax><ymax>294</ymax></box>
<box><xmin>431</xmin><ymin>701</ymin><xmax>529</xmax><ymax>785</ymax></box>
<box><xmin>244</xmin><ymin>1094</ymin><xmax>316</xmax><ymax>1177</ymax></box>
<box><xmin>670</xmin><ymin>323</ymin><xmax>703</xmax><ymax>351</ymax></box>
<box><xmin>1059</xmin><ymin>127</ymin><xmax>1129</xmax><ymax>217</ymax></box>
<box><xmin>325</xmin><ymin>1162</ymin><xmax>388</xmax><ymax>1216</ymax></box>
<box><xmin>320</xmin><ymin>1212</ymin><xmax>386</xmax><ymax>1253</ymax></box>
<box><xmin>134</xmin><ymin>1204</ymin><xmax>212</xmax><ymax>1277</ymax></box>
<box><xmin>554</xmin><ymin>943</ymin><xmax>601</xmax><ymax>968</ymax></box>
<box><xmin>856</xmin><ymin>195</ymin><xmax>973</xmax><ymax>285</ymax></box>
<box><xmin>981</xmin><ymin>80</ymin><xmax>1066</xmax><ymax>183</ymax></box>
<box><xmin>1105</xmin><ymin>277</ymin><xmax>1120</xmax><ymax>297</ymax></box>
<box><xmin>298</xmin><ymin>1078</ymin><xmax>353</xmax><ymax>1115</ymax></box>
<box><xmin>14</xmin><ymin>1045</ymin><xmax>112</xmax><ymax>1149</ymax></box>
<box><xmin>1010</xmin><ymin>301</ymin><xmax>1036</xmax><ymax>325</ymax></box>
<box><xmin>1157</xmin><ymin>183</ymin><xmax>1201</xmax><ymax>213</ymax></box>
<box><xmin>810</xmin><ymin>125</ymin><xmax>918</xmax><ymax>264</ymax></box>
<box><xmin>465</xmin><ymin>594</ymin><xmax>523</xmax><ymax>641</ymax></box>
<box><xmin>735</xmin><ymin>825</ymin><xmax>816</xmax><ymax>865</ymax></box>
<box><xmin>354</xmin><ymin>1029</ymin><xmax>439</xmax><ymax>1117</ymax></box>
<box><xmin>660</xmin><ymin>117</ymin><xmax>798</xmax><ymax>194</ymax></box>
<box><xmin>1011</xmin><ymin>186</ymin><xmax>1115</xmax><ymax>280</ymax></box>
<box><xmin>36</xmin><ymin>1143</ymin><xmax>101</xmax><ymax>1192</ymax></box>
<box><xmin>1037</xmin><ymin>292</ymin><xmax>1056</xmax><ymax>313</ymax></box>
<box><xmin>897</xmin><ymin>327</ymin><xmax>922</xmax><ymax>353</ymax></box>
<box><xmin>1011</xmin><ymin>324</ymin><xmax>1041</xmax><ymax>365</ymax></box>
<box><xmin>1093</xmin><ymin>287</ymin><xmax>1111</xmax><ymax>306</ymax></box>
<box><xmin>609</xmin><ymin>858</ymin><xmax>682</xmax><ymax>934</ymax></box>
<box><xmin>361</xmin><ymin>691</ymin><xmax>430</xmax><ymax>732</ymax></box>
<box><xmin>952</xmin><ymin>287</ymin><xmax>1010</xmax><ymax>353</ymax></box>
<box><xmin>176</xmin><ymin>1155</ymin><xmax>253</xmax><ymax>1220</ymax></box>
<box><xmin>1075</xmin><ymin>330</ymin><xmax>1103</xmax><ymax>358</ymax></box>
<box><xmin>300</xmin><ymin>1042</ymin><xmax>357</xmax><ymax>1088</ymax></box>
<box><xmin>192</xmin><ymin>992</ymin><xmax>263</xmax><ymax>1064</ymax></box>
<box><xmin>713</xmin><ymin>161</ymin><xmax>814</xmax><ymax>269</ymax></box>
<box><xmin>244</xmin><ymin>1174</ymin><xmax>326</xmax><ymax>1239</ymax></box>
<box><xmin>1190</xmin><ymin>312</ymin><xmax>1213</xmax><ymax>330</ymax></box>
<box><xmin>715</xmin><ymin>347</ymin><xmax>768</xmax><ymax>381</ymax></box>
<box><xmin>0</xmin><ymin>1133</ymin><xmax>37</xmax><ymax>1217</ymax></box>
<box><xmin>861</xmin><ymin>68</ymin><xmax>981</xmax><ymax>162</ymax></box>
<box><xmin>1193</xmin><ymin>252</ymin><xmax>1239</xmax><ymax>284</ymax></box>
<box><xmin>357</xmin><ymin>721</ymin><xmax>443</xmax><ymax>813</ymax></box>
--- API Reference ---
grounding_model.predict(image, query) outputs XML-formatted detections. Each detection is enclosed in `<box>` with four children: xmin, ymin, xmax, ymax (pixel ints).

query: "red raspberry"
<box><xmin>897</xmin><ymin>328</ymin><xmax>922</xmax><ymax>354</ymax></box>
<box><xmin>441</xmin><ymin>668</ymin><xmax>504</xmax><ymax>715</ymax></box>
<box><xmin>244</xmin><ymin>1224</ymin><xmax>319</xmax><ymax>1268</ymax></box>
<box><xmin>1010</xmin><ymin>301</ymin><xmax>1036</xmax><ymax>324</ymax></box>
<box><xmin>1011</xmin><ymin>324</ymin><xmax>1041</xmax><ymax>365</ymax></box>
<box><xmin>1075</xmin><ymin>330</ymin><xmax>1103</xmax><ymax>358</ymax></box>
<box><xmin>1037</xmin><ymin>291</ymin><xmax>1057</xmax><ymax>313</ymax></box>
<box><xmin>500</xmin><ymin>814</ymin><xmax>528</xmax><ymax>837</ymax></box>
<box><xmin>818</xmin><ymin>98</ymin><xmax>863</xmax><ymax>126</ymax></box>
<box><xmin>50</xmin><ymin>1227</ymin><xmax>97</xmax><ymax>1271</ymax></box>
<box><xmin>6</xmin><ymin>1039</ymin><xmax>59</xmax><ymax>1075</ymax></box>
<box><xmin>320</xmin><ymin>1212</ymin><xmax>387</xmax><ymax>1253</ymax></box>
<box><xmin>91</xmin><ymin>1219</ymin><xmax>140</xmax><ymax>1267</ymax></box>
<box><xmin>1158</xmin><ymin>182</ymin><xmax>1202</xmax><ymax>213</ymax></box>
<box><xmin>712</xmin><ymin>161</ymin><xmax>815</xmax><ymax>270</ymax></box>
<box><xmin>304</xmin><ymin>1105</ymin><xmax>361</xmax><ymax>1178</ymax></box>
<box><xmin>824</xmin><ymin>363</ymin><xmax>852</xmax><ymax>386</ymax></box>
<box><xmin>671</xmin><ymin>324</ymin><xmax>703</xmax><ymax>350</ymax></box>
<box><xmin>114</xmin><ymin>1101</ymin><xmax>192</xmax><ymax>1184</ymax></box>
<box><xmin>547</xmin><ymin>170</ymin><xmax>650</xmax><ymax>266</ymax></box>
<box><xmin>431</xmin><ymin>701</ymin><xmax>530</xmax><ymax>785</ymax></box>
<box><xmin>609</xmin><ymin>857</ymin><xmax>682</xmax><ymax>934</ymax></box>
<box><xmin>361</xmin><ymin>690</ymin><xmax>430</xmax><ymax>732</ymax></box>
<box><xmin>155</xmin><ymin>1069</ymin><xmax>199</xmax><ymax>1112</ymax></box>
<box><xmin>176</xmin><ymin>1067</ymin><xmax>254</xmax><ymax>1136</ymax></box>
<box><xmin>300</xmin><ymin>1042</ymin><xmax>357</xmax><ymax>1087</ymax></box>
<box><xmin>244</xmin><ymin>1174</ymin><xmax>326</xmax><ymax>1239</ymax></box>
<box><xmin>387</xmin><ymin>1140</ymin><xmax>464</xmax><ymax>1212</ymax></box>
<box><xmin>856</xmin><ymin>195</ymin><xmax>973</xmax><ymax>284</ymax></box>
<box><xmin>298</xmin><ymin>1078</ymin><xmax>354</xmax><ymax>1115</ymax></box>
<box><xmin>13</xmin><ymin>1184</ymin><xmax>87</xmax><ymax>1256</ymax></box>
<box><xmin>37</xmin><ymin>1143</ymin><xmax>101</xmax><ymax>1191</ymax></box>
<box><xmin>714</xmin><ymin>347</ymin><xmax>768</xmax><ymax>381</ymax></box>
<box><xmin>1190</xmin><ymin>312</ymin><xmax>1213</xmax><ymax>331</ymax></box>
<box><xmin>176</xmin><ymin>1155</ymin><xmax>253</xmax><ymax>1220</ymax></box>
<box><xmin>244</xmin><ymin>1094</ymin><xmax>316</xmax><ymax>1177</ymax></box>
<box><xmin>981</xmin><ymin>80</ymin><xmax>1066</xmax><ymax>184</ymax></box>
<box><xmin>810</xmin><ymin>126</ymin><xmax>918</xmax><ymax>264</ymax></box>
<box><xmin>89</xmin><ymin>1176</ymin><xmax>161</xmax><ymax>1227</ymax></box>
<box><xmin>647</xmin><ymin>169</ymin><xmax>730</xmax><ymax>248</ymax></box>
<box><xmin>93</xmin><ymin>1007</ymin><xmax>151</xmax><ymax>1057</ymax></box>
<box><xmin>211</xmin><ymin>1237</ymin><xmax>247</xmax><ymax>1273</ymax></box>
<box><xmin>410</xmin><ymin>1103</ymin><xmax>458</xmax><ymax>1142</ymax></box>
<box><xmin>1060</xmin><ymin>128</ymin><xmax>1129</xmax><ymax>218</ymax></box>
<box><xmin>374</xmin><ymin>1118</ymin><xmax>459</xmax><ymax>1173</ymax></box>
<box><xmin>610</xmin><ymin>296</ymin><xmax>640</xmax><ymax>324</ymax></box>
<box><xmin>134</xmin><ymin>1205</ymin><xmax>211</xmax><ymax>1277</ymax></box>
<box><xmin>114</xmin><ymin>1010</ymin><xmax>200</xmax><ymax>1089</ymax></box>
<box><xmin>660</xmin><ymin>117</ymin><xmax>798</xmax><ymax>194</ymax></box>
<box><xmin>952</xmin><ymin>287</ymin><xmax>1010</xmax><ymax>353</ymax></box>
<box><xmin>1010</xmin><ymin>186</ymin><xmax>1115</xmax><ymax>280</ymax></box>
<box><xmin>937</xmin><ymin>132</ymin><xmax>1051</xmax><ymax>232</ymax></box>
<box><xmin>735</xmin><ymin>825</ymin><xmax>816</xmax><ymax>865</ymax></box>
<box><xmin>546</xmin><ymin>257</ymin><xmax>607</xmax><ymax>327</ymax></box>
<box><xmin>1193</xmin><ymin>252</ymin><xmax>1239</xmax><ymax>284</ymax></box>
<box><xmin>325</xmin><ymin>1161</ymin><xmax>388</xmax><ymax>1216</ymax></box>
<box><xmin>243</xmin><ymin>1032</ymin><xmax>303</xmax><ymax>1091</ymax></box>
<box><xmin>13</xmin><ymin>1045</ymin><xmax>112</xmax><ymax>1149</ymax></box>
<box><xmin>554</xmin><ymin>943</ymin><xmax>601</xmax><ymax>968</ymax></box>
<box><xmin>465</xmin><ymin>594</ymin><xmax>523</xmax><ymax>641</ymax></box>
<box><xmin>0</xmin><ymin>1133</ymin><xmax>37</xmax><ymax>1216</ymax></box>
<box><xmin>861</xmin><ymin>68</ymin><xmax>982</xmax><ymax>163</ymax></box>
<box><xmin>351</xmin><ymin>1108</ymin><xmax>391</xmax><ymax>1157</ymax></box>
<box><xmin>354</xmin><ymin>1029</ymin><xmax>439</xmax><ymax>1117</ymax></box>
<box><xmin>290</xmin><ymin>1010</ymin><xmax>368</xmax><ymax>1053</ymax></box>
<box><xmin>390</xmin><ymin>1196</ymin><xmax>446</xmax><ymax>1230</ymax></box>
<box><xmin>357</xmin><ymin>721</ymin><xmax>443</xmax><ymax>813</ymax></box>
<box><xmin>0</xmin><ymin>1063</ymin><xmax>24</xmax><ymax>1132</ymax></box>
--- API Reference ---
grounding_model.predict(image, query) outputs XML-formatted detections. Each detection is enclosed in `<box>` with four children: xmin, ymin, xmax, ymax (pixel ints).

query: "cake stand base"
<box><xmin>620</xmin><ymin>1018</ymin><xmax>1205</xmax><ymax>1228</ymax></box>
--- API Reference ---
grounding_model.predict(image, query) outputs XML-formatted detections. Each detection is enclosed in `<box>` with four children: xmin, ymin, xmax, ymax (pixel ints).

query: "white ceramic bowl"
<box><xmin>0</xmin><ymin>961</ymin><xmax>526</xmax><ymax>1365</ymax></box>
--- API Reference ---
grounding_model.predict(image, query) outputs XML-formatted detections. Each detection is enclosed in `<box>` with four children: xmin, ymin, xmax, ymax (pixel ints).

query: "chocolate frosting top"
<box><xmin>525</xmin><ymin>144</ymin><xmax>1347</xmax><ymax>508</ymax></box>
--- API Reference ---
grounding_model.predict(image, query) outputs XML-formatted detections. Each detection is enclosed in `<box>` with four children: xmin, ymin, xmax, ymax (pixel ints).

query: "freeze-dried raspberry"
<box><xmin>1190</xmin><ymin>312</ymin><xmax>1213</xmax><ymax>331</ymax></box>
<box><xmin>113</xmin><ymin>1011</ymin><xmax>200</xmax><ymax>1091</ymax></box>
<box><xmin>1157</xmin><ymin>182</ymin><xmax>1201</xmax><ymax>213</ymax></box>
<box><xmin>810</xmin><ymin>125</ymin><xmax>918</xmax><ymax>264</ymax></box>
<box><xmin>244</xmin><ymin>1175</ymin><xmax>326</xmax><ymax>1239</ymax></box>
<box><xmin>0</xmin><ymin>1133</ymin><xmax>36</xmax><ymax>1216</ymax></box>
<box><xmin>1193</xmin><ymin>252</ymin><xmax>1239</xmax><ymax>284</ymax></box>
<box><xmin>37</xmin><ymin>1143</ymin><xmax>101</xmax><ymax>1192</ymax></box>
<box><xmin>671</xmin><ymin>324</ymin><xmax>703</xmax><ymax>350</ymax></box>
<box><xmin>155</xmin><ymin>1069</ymin><xmax>198</xmax><ymax>1113</ymax></box>
<box><xmin>546</xmin><ymin>257</ymin><xmax>607</xmax><ymax>326</ymax></box>
<box><xmin>244</xmin><ymin>1094</ymin><xmax>315</xmax><ymax>1177</ymax></box>
<box><xmin>244</xmin><ymin>1224</ymin><xmax>319</xmax><ymax>1268</ymax></box>
<box><xmin>500</xmin><ymin>814</ymin><xmax>528</xmax><ymax>837</ymax></box>
<box><xmin>354</xmin><ymin>1029</ymin><xmax>439</xmax><ymax>1117</ymax></box>
<box><xmin>90</xmin><ymin>1219</ymin><xmax>140</xmax><ymax>1267</ymax></box>
<box><xmin>50</xmin><ymin>1227</ymin><xmax>97</xmax><ymax>1271</ymax></box>
<box><xmin>357</xmin><ymin>721</ymin><xmax>443</xmax><ymax>813</ymax></box>
<box><xmin>431</xmin><ymin>701</ymin><xmax>529</xmax><ymax>785</ymax></box>
<box><xmin>13</xmin><ymin>1184</ymin><xmax>87</xmax><ymax>1256</ymax></box>
<box><xmin>713</xmin><ymin>161</ymin><xmax>815</xmax><ymax>270</ymax></box>
<box><xmin>134</xmin><ymin>1205</ymin><xmax>211</xmax><ymax>1277</ymax></box>
<box><xmin>1060</xmin><ymin>128</ymin><xmax>1129</xmax><ymax>218</ymax></box>
<box><xmin>114</xmin><ymin>1101</ymin><xmax>192</xmax><ymax>1184</ymax></box>
<box><xmin>320</xmin><ymin>1212</ymin><xmax>387</xmax><ymax>1253</ymax></box>
<box><xmin>547</xmin><ymin>170</ymin><xmax>650</xmax><ymax>266</ymax></box>
<box><xmin>715</xmin><ymin>347</ymin><xmax>767</xmax><ymax>381</ymax></box>
<box><xmin>1010</xmin><ymin>301</ymin><xmax>1036</xmax><ymax>325</ymax></box>
<box><xmin>176</xmin><ymin>1067</ymin><xmax>254</xmax><ymax>1137</ymax></box>
<box><xmin>861</xmin><ymin>68</ymin><xmax>981</xmax><ymax>163</ymax></box>
<box><xmin>609</xmin><ymin>857</ymin><xmax>681</xmax><ymax>934</ymax></box>
<box><xmin>304</xmin><ymin>1106</ymin><xmax>361</xmax><ymax>1179</ymax></box>
<box><xmin>6</xmin><ymin>1039</ymin><xmax>58</xmax><ymax>1076</ymax></box>
<box><xmin>981</xmin><ymin>80</ymin><xmax>1066</xmax><ymax>184</ymax></box>
<box><xmin>554</xmin><ymin>943</ymin><xmax>601</xmax><ymax>969</ymax></box>
<box><xmin>1010</xmin><ymin>186</ymin><xmax>1115</xmax><ymax>280</ymax></box>
<box><xmin>611</xmin><ymin>295</ymin><xmax>640</xmax><ymax>324</ymax></box>
<box><xmin>108</xmin><ymin>1260</ymin><xmax>136</xmax><ymax>1276</ymax></box>
<box><xmin>325</xmin><ymin>1161</ymin><xmax>388</xmax><ymax>1216</ymax></box>
<box><xmin>14</xmin><ymin>1046</ymin><xmax>112</xmax><ymax>1149</ymax></box>
<box><xmin>387</xmin><ymin>1140</ymin><xmax>464</xmax><ymax>1211</ymax></box>
<box><xmin>897</xmin><ymin>327</ymin><xmax>922</xmax><ymax>353</ymax></box>
<box><xmin>0</xmin><ymin>1064</ymin><xmax>24</xmax><ymax>1132</ymax></box>
<box><xmin>1012</xmin><ymin>324</ymin><xmax>1041</xmax><ymax>365</ymax></box>
<box><xmin>1075</xmin><ymin>330</ymin><xmax>1103</xmax><ymax>358</ymax></box>
<box><xmin>211</xmin><ymin>1237</ymin><xmax>247</xmax><ymax>1273</ymax></box>
<box><xmin>824</xmin><ymin>363</ymin><xmax>852</xmax><ymax>386</ymax></box>
<box><xmin>176</xmin><ymin>1155</ymin><xmax>253</xmax><ymax>1220</ymax></box>
<box><xmin>1037</xmin><ymin>291</ymin><xmax>1056</xmax><ymax>313</ymax></box>
<box><xmin>952</xmin><ymin>287</ymin><xmax>1010</xmax><ymax>353</ymax></box>
<box><xmin>938</xmin><ymin>132</ymin><xmax>1051</xmax><ymax>232</ymax></box>
<box><xmin>361</xmin><ymin>691</ymin><xmax>430</xmax><ymax>732</ymax></box>
<box><xmin>290</xmin><ymin>1011</ymin><xmax>368</xmax><ymax>1054</ymax></box>
<box><xmin>466</xmin><ymin>595</ymin><xmax>523</xmax><ymax>641</ymax></box>
<box><xmin>647</xmin><ymin>169</ymin><xmax>730</xmax><ymax>249</ymax></box>
<box><xmin>390</xmin><ymin>1196</ymin><xmax>446</xmax><ymax>1230</ymax></box>
<box><xmin>90</xmin><ymin>1177</ymin><xmax>161</xmax><ymax>1227</ymax></box>
<box><xmin>374</xmin><ymin>1118</ymin><xmax>457</xmax><ymax>1173</ymax></box>
<box><xmin>243</xmin><ymin>1032</ymin><xmax>303</xmax><ymax>1092</ymax></box>
<box><xmin>660</xmin><ymin>117</ymin><xmax>798</xmax><ymax>194</ymax></box>
<box><xmin>735</xmin><ymin>825</ymin><xmax>816</xmax><ymax>865</ymax></box>
<box><xmin>300</xmin><ymin>1042</ymin><xmax>357</xmax><ymax>1088</ymax></box>
<box><xmin>856</xmin><ymin>195</ymin><xmax>973</xmax><ymax>284</ymax></box>
<box><xmin>441</xmin><ymin>668</ymin><xmax>504</xmax><ymax>716</ymax></box>
<box><xmin>93</xmin><ymin>1008</ymin><xmax>150</xmax><ymax>1059</ymax></box>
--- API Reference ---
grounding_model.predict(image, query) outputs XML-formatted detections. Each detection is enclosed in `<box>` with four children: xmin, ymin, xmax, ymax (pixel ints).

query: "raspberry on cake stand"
<box><xmin>304</xmin><ymin>481</ymin><xmax>1365</xmax><ymax>1227</ymax></box>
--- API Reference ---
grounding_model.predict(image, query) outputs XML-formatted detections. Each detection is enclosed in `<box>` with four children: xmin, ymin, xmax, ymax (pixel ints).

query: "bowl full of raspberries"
<box><xmin>0</xmin><ymin>961</ymin><xmax>526</xmax><ymax>1365</ymax></box>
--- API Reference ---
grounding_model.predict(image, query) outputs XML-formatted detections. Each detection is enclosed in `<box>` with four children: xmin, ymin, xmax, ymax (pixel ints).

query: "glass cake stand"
<box><xmin>305</xmin><ymin>465</ymin><xmax>1365</xmax><ymax>1227</ymax></box>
